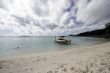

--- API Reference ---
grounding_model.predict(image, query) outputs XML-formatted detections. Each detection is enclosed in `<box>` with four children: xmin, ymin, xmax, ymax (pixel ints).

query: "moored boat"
<box><xmin>54</xmin><ymin>36</ymin><xmax>71</xmax><ymax>45</ymax></box>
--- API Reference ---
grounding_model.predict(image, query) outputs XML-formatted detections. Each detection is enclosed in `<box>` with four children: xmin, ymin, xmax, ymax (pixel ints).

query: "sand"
<box><xmin>0</xmin><ymin>42</ymin><xmax>110</xmax><ymax>73</ymax></box>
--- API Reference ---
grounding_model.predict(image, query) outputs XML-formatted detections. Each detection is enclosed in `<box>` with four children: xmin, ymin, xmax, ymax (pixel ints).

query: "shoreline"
<box><xmin>0</xmin><ymin>40</ymin><xmax>108</xmax><ymax>60</ymax></box>
<box><xmin>0</xmin><ymin>42</ymin><xmax>110</xmax><ymax>73</ymax></box>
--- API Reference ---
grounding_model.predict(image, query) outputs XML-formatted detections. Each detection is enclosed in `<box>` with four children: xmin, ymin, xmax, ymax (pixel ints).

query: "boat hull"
<box><xmin>54</xmin><ymin>39</ymin><xmax>71</xmax><ymax>45</ymax></box>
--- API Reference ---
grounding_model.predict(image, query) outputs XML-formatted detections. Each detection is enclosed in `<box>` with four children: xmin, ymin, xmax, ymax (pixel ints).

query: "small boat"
<box><xmin>54</xmin><ymin>36</ymin><xmax>71</xmax><ymax>45</ymax></box>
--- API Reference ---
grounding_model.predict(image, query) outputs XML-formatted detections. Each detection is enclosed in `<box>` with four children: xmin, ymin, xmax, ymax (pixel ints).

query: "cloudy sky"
<box><xmin>0</xmin><ymin>0</ymin><xmax>110</xmax><ymax>36</ymax></box>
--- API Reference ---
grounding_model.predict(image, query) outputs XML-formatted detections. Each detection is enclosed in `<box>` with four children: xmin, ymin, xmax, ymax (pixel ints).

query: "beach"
<box><xmin>0</xmin><ymin>42</ymin><xmax>110</xmax><ymax>73</ymax></box>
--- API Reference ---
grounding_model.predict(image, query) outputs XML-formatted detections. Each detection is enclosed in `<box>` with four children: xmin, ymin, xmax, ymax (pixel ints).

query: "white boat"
<box><xmin>54</xmin><ymin>36</ymin><xmax>71</xmax><ymax>45</ymax></box>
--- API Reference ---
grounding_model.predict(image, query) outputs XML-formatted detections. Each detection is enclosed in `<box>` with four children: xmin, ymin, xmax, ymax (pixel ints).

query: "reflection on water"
<box><xmin>0</xmin><ymin>36</ymin><xmax>109</xmax><ymax>58</ymax></box>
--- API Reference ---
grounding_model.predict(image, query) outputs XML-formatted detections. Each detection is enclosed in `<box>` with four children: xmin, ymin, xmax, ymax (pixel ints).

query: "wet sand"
<box><xmin>0</xmin><ymin>42</ymin><xmax>110</xmax><ymax>73</ymax></box>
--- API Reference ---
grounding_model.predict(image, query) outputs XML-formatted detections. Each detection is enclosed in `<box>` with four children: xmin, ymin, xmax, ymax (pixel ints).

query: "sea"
<box><xmin>0</xmin><ymin>36</ymin><xmax>109</xmax><ymax>58</ymax></box>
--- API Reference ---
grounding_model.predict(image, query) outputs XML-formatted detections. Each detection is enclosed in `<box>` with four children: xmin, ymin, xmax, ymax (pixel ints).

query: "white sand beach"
<box><xmin>0</xmin><ymin>42</ymin><xmax>110</xmax><ymax>73</ymax></box>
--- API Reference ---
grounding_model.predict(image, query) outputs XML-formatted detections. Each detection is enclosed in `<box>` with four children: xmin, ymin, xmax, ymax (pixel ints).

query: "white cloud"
<box><xmin>0</xmin><ymin>0</ymin><xmax>110</xmax><ymax>36</ymax></box>
<box><xmin>68</xmin><ymin>0</ymin><xmax>110</xmax><ymax>34</ymax></box>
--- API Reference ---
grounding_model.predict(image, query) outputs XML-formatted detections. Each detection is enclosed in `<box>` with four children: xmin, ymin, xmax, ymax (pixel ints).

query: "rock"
<box><xmin>59</xmin><ymin>64</ymin><xmax>65</xmax><ymax>68</ymax></box>
<box><xmin>25</xmin><ymin>69</ymin><xmax>28</xmax><ymax>70</ymax></box>
<box><xmin>62</xmin><ymin>68</ymin><xmax>67</xmax><ymax>72</ymax></box>
<box><xmin>91</xmin><ymin>71</ymin><xmax>93</xmax><ymax>73</ymax></box>
<box><xmin>37</xmin><ymin>59</ymin><xmax>40</xmax><ymax>62</ymax></box>
<box><xmin>70</xmin><ymin>67</ymin><xmax>74</xmax><ymax>71</ymax></box>
<box><xmin>101</xmin><ymin>62</ymin><xmax>107</xmax><ymax>65</ymax></box>
<box><xmin>47</xmin><ymin>71</ymin><xmax>53</xmax><ymax>73</ymax></box>
<box><xmin>99</xmin><ymin>68</ymin><xmax>104</xmax><ymax>72</ymax></box>
<box><xmin>0</xmin><ymin>66</ymin><xmax>2</xmax><ymax>69</ymax></box>
<box><xmin>107</xmin><ymin>52</ymin><xmax>110</xmax><ymax>54</ymax></box>
<box><xmin>82</xmin><ymin>71</ymin><xmax>87</xmax><ymax>73</ymax></box>
<box><xmin>108</xmin><ymin>67</ymin><xmax>110</xmax><ymax>71</ymax></box>
<box><xmin>55</xmin><ymin>71</ymin><xmax>58</xmax><ymax>73</ymax></box>
<box><xmin>17</xmin><ymin>46</ymin><xmax>19</xmax><ymax>48</ymax></box>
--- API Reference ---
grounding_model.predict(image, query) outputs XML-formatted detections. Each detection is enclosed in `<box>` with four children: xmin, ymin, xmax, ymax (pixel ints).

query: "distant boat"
<box><xmin>54</xmin><ymin>36</ymin><xmax>71</xmax><ymax>45</ymax></box>
<box><xmin>19</xmin><ymin>36</ymin><xmax>30</xmax><ymax>37</ymax></box>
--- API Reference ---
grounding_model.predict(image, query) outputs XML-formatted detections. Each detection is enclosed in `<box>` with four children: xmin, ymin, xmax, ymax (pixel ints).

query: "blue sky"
<box><xmin>0</xmin><ymin>0</ymin><xmax>110</xmax><ymax>36</ymax></box>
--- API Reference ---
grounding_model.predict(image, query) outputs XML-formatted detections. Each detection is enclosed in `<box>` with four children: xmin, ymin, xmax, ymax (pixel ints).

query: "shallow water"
<box><xmin>0</xmin><ymin>36</ymin><xmax>109</xmax><ymax>58</ymax></box>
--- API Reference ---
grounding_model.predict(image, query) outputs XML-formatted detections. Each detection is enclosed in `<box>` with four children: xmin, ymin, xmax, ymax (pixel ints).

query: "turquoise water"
<box><xmin>0</xmin><ymin>36</ymin><xmax>108</xmax><ymax>58</ymax></box>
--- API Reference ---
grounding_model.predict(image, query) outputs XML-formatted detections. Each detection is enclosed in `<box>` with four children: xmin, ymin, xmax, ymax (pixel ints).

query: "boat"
<box><xmin>54</xmin><ymin>36</ymin><xmax>71</xmax><ymax>45</ymax></box>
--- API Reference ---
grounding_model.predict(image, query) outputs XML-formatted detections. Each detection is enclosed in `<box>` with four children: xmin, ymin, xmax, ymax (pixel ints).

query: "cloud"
<box><xmin>0</xmin><ymin>0</ymin><xmax>110</xmax><ymax>36</ymax></box>
<box><xmin>74</xmin><ymin>0</ymin><xmax>110</xmax><ymax>34</ymax></box>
